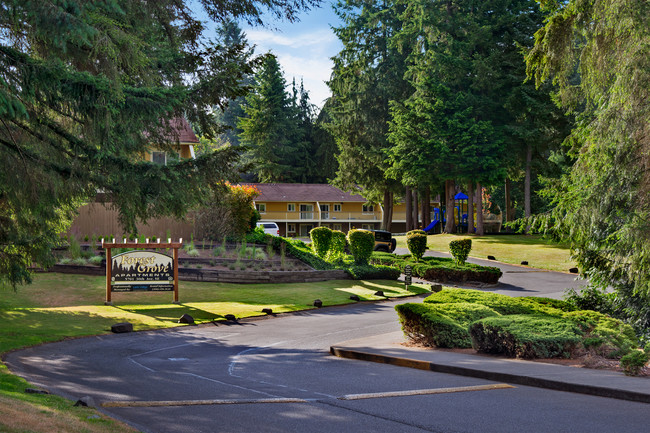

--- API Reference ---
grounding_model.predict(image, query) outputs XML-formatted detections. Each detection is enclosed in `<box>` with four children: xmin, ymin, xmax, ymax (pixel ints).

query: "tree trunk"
<box><xmin>525</xmin><ymin>144</ymin><xmax>532</xmax><ymax>219</ymax></box>
<box><xmin>422</xmin><ymin>186</ymin><xmax>431</xmax><ymax>229</ymax></box>
<box><xmin>505</xmin><ymin>178</ymin><xmax>514</xmax><ymax>228</ymax></box>
<box><xmin>381</xmin><ymin>189</ymin><xmax>393</xmax><ymax>231</ymax></box>
<box><xmin>412</xmin><ymin>188</ymin><xmax>419</xmax><ymax>230</ymax></box>
<box><xmin>467</xmin><ymin>181</ymin><xmax>474</xmax><ymax>234</ymax></box>
<box><xmin>405</xmin><ymin>185</ymin><xmax>413</xmax><ymax>232</ymax></box>
<box><xmin>475</xmin><ymin>182</ymin><xmax>484</xmax><ymax>236</ymax></box>
<box><xmin>444</xmin><ymin>179</ymin><xmax>456</xmax><ymax>233</ymax></box>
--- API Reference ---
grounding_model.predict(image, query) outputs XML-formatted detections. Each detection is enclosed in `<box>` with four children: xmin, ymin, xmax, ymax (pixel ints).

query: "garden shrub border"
<box><xmin>371</xmin><ymin>253</ymin><xmax>502</xmax><ymax>284</ymax></box>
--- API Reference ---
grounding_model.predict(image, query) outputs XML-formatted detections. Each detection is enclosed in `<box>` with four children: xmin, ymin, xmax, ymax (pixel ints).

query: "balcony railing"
<box><xmin>260</xmin><ymin>211</ymin><xmax>381</xmax><ymax>222</ymax></box>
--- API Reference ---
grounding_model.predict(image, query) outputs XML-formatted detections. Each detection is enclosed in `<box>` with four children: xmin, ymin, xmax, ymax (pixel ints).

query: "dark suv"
<box><xmin>371</xmin><ymin>230</ymin><xmax>397</xmax><ymax>252</ymax></box>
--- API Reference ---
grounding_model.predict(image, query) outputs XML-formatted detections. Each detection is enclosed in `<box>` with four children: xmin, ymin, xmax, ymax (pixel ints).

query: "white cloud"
<box><xmin>247</xmin><ymin>28</ymin><xmax>336</xmax><ymax>51</ymax></box>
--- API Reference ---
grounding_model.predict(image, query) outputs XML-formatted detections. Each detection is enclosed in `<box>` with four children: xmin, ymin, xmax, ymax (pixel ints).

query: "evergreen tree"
<box><xmin>0</xmin><ymin>0</ymin><xmax>317</xmax><ymax>288</ymax></box>
<box><xmin>328</xmin><ymin>0</ymin><xmax>412</xmax><ymax>230</ymax></box>
<box><xmin>387</xmin><ymin>0</ymin><xmax>553</xmax><ymax>233</ymax></box>
<box><xmin>526</xmin><ymin>0</ymin><xmax>650</xmax><ymax>330</ymax></box>
<box><xmin>212</xmin><ymin>19</ymin><xmax>255</xmax><ymax>148</ymax></box>
<box><xmin>239</xmin><ymin>54</ymin><xmax>304</xmax><ymax>182</ymax></box>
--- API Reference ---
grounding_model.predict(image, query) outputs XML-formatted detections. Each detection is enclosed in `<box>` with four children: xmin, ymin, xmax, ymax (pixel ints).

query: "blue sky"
<box><xmin>196</xmin><ymin>0</ymin><xmax>343</xmax><ymax>108</ymax></box>
<box><xmin>241</xmin><ymin>1</ymin><xmax>342</xmax><ymax>107</ymax></box>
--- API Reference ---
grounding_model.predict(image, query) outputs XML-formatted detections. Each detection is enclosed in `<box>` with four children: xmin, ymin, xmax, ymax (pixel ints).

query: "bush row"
<box><xmin>396</xmin><ymin>288</ymin><xmax>641</xmax><ymax>362</ymax></box>
<box><xmin>371</xmin><ymin>253</ymin><xmax>502</xmax><ymax>284</ymax></box>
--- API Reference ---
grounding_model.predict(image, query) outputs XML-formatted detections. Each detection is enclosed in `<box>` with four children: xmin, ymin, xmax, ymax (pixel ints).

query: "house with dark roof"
<box><xmin>247</xmin><ymin>183</ymin><xmax>435</xmax><ymax>236</ymax></box>
<box><xmin>144</xmin><ymin>117</ymin><xmax>197</xmax><ymax>164</ymax></box>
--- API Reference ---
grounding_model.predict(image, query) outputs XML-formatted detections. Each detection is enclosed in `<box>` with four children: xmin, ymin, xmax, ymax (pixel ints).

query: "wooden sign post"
<box><xmin>102</xmin><ymin>239</ymin><xmax>182</xmax><ymax>305</ymax></box>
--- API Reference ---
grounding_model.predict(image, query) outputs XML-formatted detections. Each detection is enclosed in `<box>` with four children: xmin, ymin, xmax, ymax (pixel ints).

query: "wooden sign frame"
<box><xmin>102</xmin><ymin>239</ymin><xmax>182</xmax><ymax>305</ymax></box>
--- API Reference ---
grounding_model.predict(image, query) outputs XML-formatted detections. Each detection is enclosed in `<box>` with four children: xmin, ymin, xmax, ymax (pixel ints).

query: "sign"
<box><xmin>111</xmin><ymin>251</ymin><xmax>174</xmax><ymax>292</ymax></box>
<box><xmin>404</xmin><ymin>265</ymin><xmax>412</xmax><ymax>286</ymax></box>
<box><xmin>103</xmin><ymin>240</ymin><xmax>182</xmax><ymax>305</ymax></box>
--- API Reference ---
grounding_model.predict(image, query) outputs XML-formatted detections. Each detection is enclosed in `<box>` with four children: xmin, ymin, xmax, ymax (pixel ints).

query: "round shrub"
<box><xmin>449</xmin><ymin>238</ymin><xmax>472</xmax><ymax>265</ymax></box>
<box><xmin>310</xmin><ymin>226</ymin><xmax>333</xmax><ymax>258</ymax></box>
<box><xmin>327</xmin><ymin>230</ymin><xmax>347</xmax><ymax>261</ymax></box>
<box><xmin>347</xmin><ymin>229</ymin><xmax>375</xmax><ymax>264</ymax></box>
<box><xmin>406</xmin><ymin>233</ymin><xmax>427</xmax><ymax>262</ymax></box>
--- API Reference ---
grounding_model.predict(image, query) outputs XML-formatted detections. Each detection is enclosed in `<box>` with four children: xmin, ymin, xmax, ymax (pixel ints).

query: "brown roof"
<box><xmin>159</xmin><ymin>117</ymin><xmax>199</xmax><ymax>143</ymax></box>
<box><xmin>245</xmin><ymin>183</ymin><xmax>367</xmax><ymax>202</ymax></box>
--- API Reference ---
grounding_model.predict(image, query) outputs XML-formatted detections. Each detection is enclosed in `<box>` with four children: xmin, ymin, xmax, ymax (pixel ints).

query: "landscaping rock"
<box><xmin>569</xmin><ymin>267</ymin><xmax>579</xmax><ymax>274</ymax></box>
<box><xmin>25</xmin><ymin>388</ymin><xmax>49</xmax><ymax>395</ymax></box>
<box><xmin>349</xmin><ymin>295</ymin><xmax>360</xmax><ymax>301</ymax></box>
<box><xmin>521</xmin><ymin>261</ymin><xmax>529</xmax><ymax>266</ymax></box>
<box><xmin>313</xmin><ymin>299</ymin><xmax>323</xmax><ymax>308</ymax></box>
<box><xmin>487</xmin><ymin>255</ymin><xmax>496</xmax><ymax>260</ymax></box>
<box><xmin>178</xmin><ymin>314</ymin><xmax>195</xmax><ymax>325</ymax></box>
<box><xmin>374</xmin><ymin>291</ymin><xmax>385</xmax><ymax>297</ymax></box>
<box><xmin>111</xmin><ymin>322</ymin><xmax>133</xmax><ymax>333</ymax></box>
<box><xmin>262</xmin><ymin>308</ymin><xmax>273</xmax><ymax>315</ymax></box>
<box><xmin>430</xmin><ymin>284</ymin><xmax>443</xmax><ymax>292</ymax></box>
<box><xmin>224</xmin><ymin>314</ymin><xmax>237</xmax><ymax>321</ymax></box>
<box><xmin>74</xmin><ymin>396</ymin><xmax>96</xmax><ymax>408</ymax></box>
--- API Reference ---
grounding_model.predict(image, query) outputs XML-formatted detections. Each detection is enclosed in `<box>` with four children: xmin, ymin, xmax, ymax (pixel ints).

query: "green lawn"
<box><xmin>395</xmin><ymin>233</ymin><xmax>576</xmax><ymax>273</ymax></box>
<box><xmin>0</xmin><ymin>273</ymin><xmax>428</xmax><ymax>433</ymax></box>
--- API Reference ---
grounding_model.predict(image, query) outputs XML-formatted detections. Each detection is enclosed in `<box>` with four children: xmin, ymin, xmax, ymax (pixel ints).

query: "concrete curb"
<box><xmin>330</xmin><ymin>346</ymin><xmax>650</xmax><ymax>404</ymax></box>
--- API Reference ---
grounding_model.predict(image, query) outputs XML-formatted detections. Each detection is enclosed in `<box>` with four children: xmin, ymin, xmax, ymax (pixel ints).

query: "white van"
<box><xmin>256</xmin><ymin>222</ymin><xmax>280</xmax><ymax>236</ymax></box>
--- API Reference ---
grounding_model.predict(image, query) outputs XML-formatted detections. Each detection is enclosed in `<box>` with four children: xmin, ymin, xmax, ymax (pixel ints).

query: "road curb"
<box><xmin>330</xmin><ymin>346</ymin><xmax>650</xmax><ymax>404</ymax></box>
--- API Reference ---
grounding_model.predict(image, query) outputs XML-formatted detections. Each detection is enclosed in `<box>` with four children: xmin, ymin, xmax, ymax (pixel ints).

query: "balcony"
<box><xmin>259</xmin><ymin>211</ymin><xmax>381</xmax><ymax>222</ymax></box>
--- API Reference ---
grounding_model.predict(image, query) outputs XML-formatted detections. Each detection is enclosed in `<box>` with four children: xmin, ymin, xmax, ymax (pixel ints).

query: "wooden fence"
<box><xmin>68</xmin><ymin>202</ymin><xmax>195</xmax><ymax>240</ymax></box>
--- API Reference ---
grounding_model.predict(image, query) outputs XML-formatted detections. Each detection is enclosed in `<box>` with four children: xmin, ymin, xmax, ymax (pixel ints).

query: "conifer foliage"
<box><xmin>0</xmin><ymin>0</ymin><xmax>317</xmax><ymax>287</ymax></box>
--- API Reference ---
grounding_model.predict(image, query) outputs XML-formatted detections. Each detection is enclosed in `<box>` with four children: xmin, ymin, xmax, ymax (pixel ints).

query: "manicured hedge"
<box><xmin>406</xmin><ymin>231</ymin><xmax>427</xmax><ymax>261</ymax></box>
<box><xmin>469</xmin><ymin>315</ymin><xmax>582</xmax><ymax>359</ymax></box>
<box><xmin>396</xmin><ymin>288</ymin><xmax>641</xmax><ymax>361</ymax></box>
<box><xmin>396</xmin><ymin>302</ymin><xmax>500</xmax><ymax>348</ymax></box>
<box><xmin>347</xmin><ymin>229</ymin><xmax>375</xmax><ymax>265</ymax></box>
<box><xmin>369</xmin><ymin>254</ymin><xmax>502</xmax><ymax>284</ymax></box>
<box><xmin>449</xmin><ymin>238</ymin><xmax>472</xmax><ymax>265</ymax></box>
<box><xmin>347</xmin><ymin>264</ymin><xmax>401</xmax><ymax>280</ymax></box>
<box><xmin>310</xmin><ymin>226</ymin><xmax>332</xmax><ymax>258</ymax></box>
<box><xmin>423</xmin><ymin>289</ymin><xmax>574</xmax><ymax>316</ymax></box>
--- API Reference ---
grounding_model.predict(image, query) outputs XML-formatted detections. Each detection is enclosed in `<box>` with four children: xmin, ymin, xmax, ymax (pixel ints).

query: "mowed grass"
<box><xmin>395</xmin><ymin>233</ymin><xmax>576</xmax><ymax>272</ymax></box>
<box><xmin>1</xmin><ymin>272</ymin><xmax>428</xmax><ymax>433</ymax></box>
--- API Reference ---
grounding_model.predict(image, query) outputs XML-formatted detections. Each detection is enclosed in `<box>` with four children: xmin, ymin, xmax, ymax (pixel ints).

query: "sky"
<box><xmin>197</xmin><ymin>0</ymin><xmax>343</xmax><ymax>108</ymax></box>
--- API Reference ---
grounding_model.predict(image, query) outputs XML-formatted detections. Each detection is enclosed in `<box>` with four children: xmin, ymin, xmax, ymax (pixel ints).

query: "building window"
<box><xmin>362</xmin><ymin>204</ymin><xmax>374</xmax><ymax>213</ymax></box>
<box><xmin>152</xmin><ymin>151</ymin><xmax>166</xmax><ymax>165</ymax></box>
<box><xmin>287</xmin><ymin>203</ymin><xmax>296</xmax><ymax>212</ymax></box>
<box><xmin>320</xmin><ymin>204</ymin><xmax>330</xmax><ymax>220</ymax></box>
<box><xmin>287</xmin><ymin>224</ymin><xmax>296</xmax><ymax>233</ymax></box>
<box><xmin>362</xmin><ymin>224</ymin><xmax>374</xmax><ymax>230</ymax></box>
<box><xmin>300</xmin><ymin>204</ymin><xmax>314</xmax><ymax>219</ymax></box>
<box><xmin>333</xmin><ymin>224</ymin><xmax>342</xmax><ymax>231</ymax></box>
<box><xmin>256</xmin><ymin>203</ymin><xmax>266</xmax><ymax>213</ymax></box>
<box><xmin>334</xmin><ymin>204</ymin><xmax>342</xmax><ymax>212</ymax></box>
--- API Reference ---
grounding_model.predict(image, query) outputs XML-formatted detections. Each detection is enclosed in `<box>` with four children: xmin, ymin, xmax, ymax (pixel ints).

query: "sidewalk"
<box><xmin>330</xmin><ymin>331</ymin><xmax>650</xmax><ymax>404</ymax></box>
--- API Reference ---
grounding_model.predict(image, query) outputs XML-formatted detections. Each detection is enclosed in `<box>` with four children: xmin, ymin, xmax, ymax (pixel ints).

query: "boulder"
<box><xmin>111</xmin><ymin>323</ymin><xmax>133</xmax><ymax>333</ymax></box>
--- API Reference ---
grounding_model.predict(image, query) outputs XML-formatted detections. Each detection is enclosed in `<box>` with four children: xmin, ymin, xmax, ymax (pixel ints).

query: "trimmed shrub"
<box><xmin>310</xmin><ymin>226</ymin><xmax>333</xmax><ymax>258</ymax></box>
<box><xmin>327</xmin><ymin>230</ymin><xmax>347</xmax><ymax>261</ymax></box>
<box><xmin>620</xmin><ymin>350</ymin><xmax>649</xmax><ymax>376</ymax></box>
<box><xmin>396</xmin><ymin>302</ymin><xmax>500</xmax><ymax>348</ymax></box>
<box><xmin>406</xmin><ymin>232</ymin><xmax>427</xmax><ymax>262</ymax></box>
<box><xmin>470</xmin><ymin>315</ymin><xmax>582</xmax><ymax>358</ymax></box>
<box><xmin>408</xmin><ymin>229</ymin><xmax>426</xmax><ymax>236</ymax></box>
<box><xmin>347</xmin><ymin>264</ymin><xmax>400</xmax><ymax>280</ymax></box>
<box><xmin>370</xmin><ymin>254</ymin><xmax>502</xmax><ymax>284</ymax></box>
<box><xmin>449</xmin><ymin>238</ymin><xmax>472</xmax><ymax>265</ymax></box>
<box><xmin>424</xmin><ymin>289</ymin><xmax>571</xmax><ymax>316</ymax></box>
<box><xmin>563</xmin><ymin>310</ymin><xmax>638</xmax><ymax>358</ymax></box>
<box><xmin>347</xmin><ymin>229</ymin><xmax>375</xmax><ymax>265</ymax></box>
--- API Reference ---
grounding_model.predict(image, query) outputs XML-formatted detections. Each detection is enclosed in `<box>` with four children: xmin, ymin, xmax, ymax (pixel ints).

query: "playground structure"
<box><xmin>423</xmin><ymin>192</ymin><xmax>502</xmax><ymax>234</ymax></box>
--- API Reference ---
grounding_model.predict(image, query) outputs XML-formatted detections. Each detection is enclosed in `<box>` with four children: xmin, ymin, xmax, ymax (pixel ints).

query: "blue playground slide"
<box><xmin>424</xmin><ymin>219</ymin><xmax>439</xmax><ymax>232</ymax></box>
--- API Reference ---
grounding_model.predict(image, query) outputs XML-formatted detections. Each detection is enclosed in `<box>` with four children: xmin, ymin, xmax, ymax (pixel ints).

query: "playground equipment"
<box><xmin>424</xmin><ymin>207</ymin><xmax>443</xmax><ymax>233</ymax></box>
<box><xmin>454</xmin><ymin>192</ymin><xmax>469</xmax><ymax>233</ymax></box>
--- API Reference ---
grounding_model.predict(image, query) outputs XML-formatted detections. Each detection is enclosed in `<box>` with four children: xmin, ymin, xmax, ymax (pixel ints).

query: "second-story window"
<box><xmin>256</xmin><ymin>203</ymin><xmax>266</xmax><ymax>213</ymax></box>
<box><xmin>334</xmin><ymin>204</ymin><xmax>342</xmax><ymax>212</ymax></box>
<box><xmin>362</xmin><ymin>204</ymin><xmax>374</xmax><ymax>213</ymax></box>
<box><xmin>287</xmin><ymin>203</ymin><xmax>296</xmax><ymax>212</ymax></box>
<box><xmin>152</xmin><ymin>151</ymin><xmax>166</xmax><ymax>165</ymax></box>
